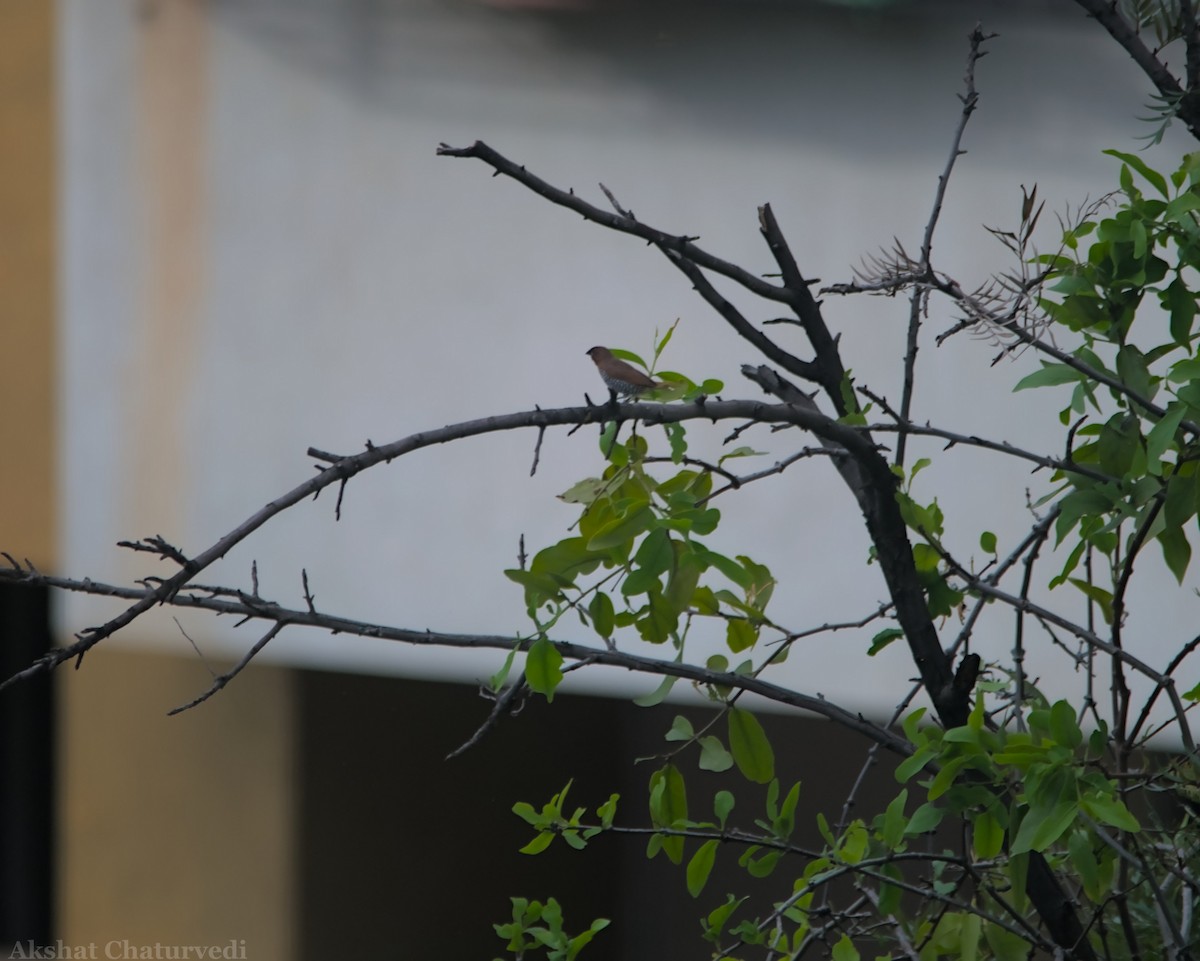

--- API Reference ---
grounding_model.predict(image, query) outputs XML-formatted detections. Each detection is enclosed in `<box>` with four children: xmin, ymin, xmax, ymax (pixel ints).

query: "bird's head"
<box><xmin>586</xmin><ymin>346</ymin><xmax>612</xmax><ymax>363</ymax></box>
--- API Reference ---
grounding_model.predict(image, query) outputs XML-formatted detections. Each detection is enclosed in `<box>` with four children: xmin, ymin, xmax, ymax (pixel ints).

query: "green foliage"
<box><xmin>493</xmin><ymin>897</ymin><xmax>610</xmax><ymax>961</ymax></box>
<box><xmin>496</xmin><ymin>154</ymin><xmax>1200</xmax><ymax>961</ymax></box>
<box><xmin>1027</xmin><ymin>152</ymin><xmax>1200</xmax><ymax>591</ymax></box>
<box><xmin>504</xmin><ymin>343</ymin><xmax>775</xmax><ymax>704</ymax></box>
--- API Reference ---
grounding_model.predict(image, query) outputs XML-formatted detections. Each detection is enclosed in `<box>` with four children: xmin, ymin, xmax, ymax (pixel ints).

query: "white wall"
<box><xmin>59</xmin><ymin>0</ymin><xmax>1198</xmax><ymax>729</ymax></box>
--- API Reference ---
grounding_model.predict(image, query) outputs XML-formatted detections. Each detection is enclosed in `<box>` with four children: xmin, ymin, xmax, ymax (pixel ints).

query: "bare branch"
<box><xmin>1073</xmin><ymin>0</ymin><xmax>1200</xmax><ymax>140</ymax></box>
<box><xmin>0</xmin><ymin>565</ymin><xmax>911</xmax><ymax>755</ymax></box>
<box><xmin>437</xmin><ymin>140</ymin><xmax>793</xmax><ymax>305</ymax></box>
<box><xmin>0</xmin><ymin>397</ymin><xmax>885</xmax><ymax>693</ymax></box>
<box><xmin>896</xmin><ymin>24</ymin><xmax>994</xmax><ymax>466</ymax></box>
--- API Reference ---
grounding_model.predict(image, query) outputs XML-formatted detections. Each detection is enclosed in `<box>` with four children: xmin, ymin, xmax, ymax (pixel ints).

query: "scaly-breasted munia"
<box><xmin>586</xmin><ymin>346</ymin><xmax>663</xmax><ymax>398</ymax></box>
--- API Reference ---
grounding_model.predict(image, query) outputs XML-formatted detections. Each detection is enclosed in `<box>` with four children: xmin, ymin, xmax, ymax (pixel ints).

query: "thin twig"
<box><xmin>167</xmin><ymin>622</ymin><xmax>287</xmax><ymax>715</ymax></box>
<box><xmin>896</xmin><ymin>24</ymin><xmax>993</xmax><ymax>466</ymax></box>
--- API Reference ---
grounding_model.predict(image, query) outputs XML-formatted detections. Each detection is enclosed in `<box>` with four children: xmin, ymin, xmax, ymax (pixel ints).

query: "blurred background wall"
<box><xmin>1</xmin><ymin>0</ymin><xmax>1195</xmax><ymax>958</ymax></box>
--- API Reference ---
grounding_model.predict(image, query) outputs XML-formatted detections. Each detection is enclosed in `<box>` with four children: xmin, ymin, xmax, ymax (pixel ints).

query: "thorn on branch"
<box><xmin>302</xmin><ymin>569</ymin><xmax>317</xmax><ymax>614</ymax></box>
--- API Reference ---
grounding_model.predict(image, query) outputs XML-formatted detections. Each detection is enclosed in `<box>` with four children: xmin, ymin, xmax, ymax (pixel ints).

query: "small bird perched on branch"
<box><xmin>586</xmin><ymin>346</ymin><xmax>663</xmax><ymax>398</ymax></box>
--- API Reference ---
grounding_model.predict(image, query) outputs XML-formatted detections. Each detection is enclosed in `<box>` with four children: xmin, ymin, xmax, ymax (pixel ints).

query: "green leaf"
<box><xmin>596</xmin><ymin>793</ymin><xmax>619</xmax><ymax>828</ymax></box>
<box><xmin>839</xmin><ymin>820</ymin><xmax>868</xmax><ymax>864</ymax></box>
<box><xmin>1012</xmin><ymin>796</ymin><xmax>1078</xmax><ymax>854</ymax></box>
<box><xmin>1068</xmin><ymin>830</ymin><xmax>1100</xmax><ymax>899</ymax></box>
<box><xmin>665</xmin><ymin>544</ymin><xmax>704</xmax><ymax>614</ymax></box>
<box><xmin>520</xmin><ymin>831</ymin><xmax>555</xmax><ymax>855</ymax></box>
<box><xmin>565</xmin><ymin>918</ymin><xmax>610</xmax><ymax>961</ymax></box>
<box><xmin>713</xmin><ymin>790</ymin><xmax>735</xmax><ymax>827</ymax></box>
<box><xmin>979</xmin><ymin>530</ymin><xmax>997</xmax><ymax>554</ymax></box>
<box><xmin>703</xmin><ymin>895</ymin><xmax>744</xmax><ymax>942</ymax></box>
<box><xmin>727</xmin><ymin>708</ymin><xmax>775</xmax><ymax>784</ymax></box>
<box><xmin>868</xmin><ymin>626</ymin><xmax>904</xmax><ymax>655</ymax></box>
<box><xmin>610</xmin><ymin>347</ymin><xmax>647</xmax><ymax>368</ymax></box>
<box><xmin>904</xmin><ymin>801</ymin><xmax>945</xmax><ymax>835</ymax></box>
<box><xmin>648</xmin><ymin>764</ymin><xmax>688</xmax><ymax>863</ymax></box>
<box><xmin>653</xmin><ymin>319</ymin><xmax>678</xmax><ymax>360</ymax></box>
<box><xmin>1049</xmin><ymin>700</ymin><xmax>1083</xmax><ymax>750</ymax></box>
<box><xmin>1165</xmin><ymin>276</ymin><xmax>1197</xmax><ymax>346</ymax></box>
<box><xmin>622</xmin><ymin>566</ymin><xmax>662</xmax><ymax>597</ymax></box>
<box><xmin>700</xmin><ymin>548</ymin><xmax>751</xmax><ymax>589</ymax></box>
<box><xmin>1160</xmin><ymin>524</ymin><xmax>1192</xmax><ymax>583</ymax></box>
<box><xmin>719</xmin><ymin>445</ymin><xmax>766</xmax><ymax>464</ymax></box>
<box><xmin>686</xmin><ymin>839</ymin><xmax>719</xmax><ymax>897</ymax></box>
<box><xmin>665</xmin><ymin>714</ymin><xmax>694</xmax><ymax>742</ymax></box>
<box><xmin>588</xmin><ymin>590</ymin><xmax>615</xmax><ymax>639</ymax></box>
<box><xmin>984</xmin><ymin>918</ymin><xmax>1031</xmax><ymax>961</ymax></box>
<box><xmin>526</xmin><ymin>638</ymin><xmax>563</xmax><ymax>702</ymax></box>
<box><xmin>505</xmin><ymin>568</ymin><xmax>569</xmax><ymax>611</ymax></box>
<box><xmin>726</xmin><ymin>618</ymin><xmax>758</xmax><ymax>653</ymax></box>
<box><xmin>557</xmin><ymin>477</ymin><xmax>609</xmax><ymax>505</ymax></box>
<box><xmin>664</xmin><ymin>422</ymin><xmax>688</xmax><ymax>463</ymax></box>
<box><xmin>831</xmin><ymin>933</ymin><xmax>860</xmax><ymax>961</ymax></box>
<box><xmin>894</xmin><ymin>743</ymin><xmax>938</xmax><ymax>784</ymax></box>
<box><xmin>636</xmin><ymin>590</ymin><xmax>678</xmax><ymax>643</ymax></box>
<box><xmin>698</xmin><ymin>736</ymin><xmax>735</xmax><ymax>772</ymax></box>
<box><xmin>1068</xmin><ymin>577</ymin><xmax>1115</xmax><ymax>624</ymax></box>
<box><xmin>973</xmin><ymin>810</ymin><xmax>1004</xmax><ymax>859</ymax></box>
<box><xmin>512</xmin><ymin>801</ymin><xmax>542</xmax><ymax>826</ymax></box>
<box><xmin>489</xmin><ymin>646</ymin><xmax>519</xmax><ymax>693</ymax></box>
<box><xmin>531</xmin><ymin>537</ymin><xmax>609</xmax><ymax>580</ymax></box>
<box><xmin>1165</xmin><ymin>466</ymin><xmax>1198</xmax><ymax>528</ymax></box>
<box><xmin>1082</xmin><ymin>793</ymin><xmax>1141</xmax><ymax>832</ymax></box>
<box><xmin>1115</xmin><ymin>344</ymin><xmax>1153</xmax><ymax>402</ymax></box>
<box><xmin>587</xmin><ymin>505</ymin><xmax>654</xmax><ymax>551</ymax></box>
<box><xmin>1170</xmin><ymin>356</ymin><xmax>1200</xmax><ymax>384</ymax></box>
<box><xmin>1097</xmin><ymin>412</ymin><xmax>1141</xmax><ymax>476</ymax></box>
<box><xmin>1013</xmin><ymin>363</ymin><xmax>1085</xmax><ymax>391</ymax></box>
<box><xmin>743</xmin><ymin>847</ymin><xmax>781</xmax><ymax>879</ymax></box>
<box><xmin>1104</xmin><ymin>148</ymin><xmax>1169</xmax><ymax>197</ymax></box>
<box><xmin>634</xmin><ymin>672</ymin><xmax>678</xmax><ymax>707</ymax></box>
<box><xmin>880</xmin><ymin>790</ymin><xmax>908</xmax><ymax>850</ymax></box>
<box><xmin>634</xmin><ymin>527</ymin><xmax>673</xmax><ymax>577</ymax></box>
<box><xmin>1147</xmin><ymin>403</ymin><xmax>1186</xmax><ymax>469</ymax></box>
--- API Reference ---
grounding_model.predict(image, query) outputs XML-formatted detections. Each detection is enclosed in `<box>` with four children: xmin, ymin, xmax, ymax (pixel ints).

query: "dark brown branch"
<box><xmin>863</xmin><ymin>420</ymin><xmax>1115</xmax><ymax>486</ymax></box>
<box><xmin>1128</xmin><ymin>633</ymin><xmax>1200</xmax><ymax>745</ymax></box>
<box><xmin>1073</xmin><ymin>0</ymin><xmax>1200</xmax><ymax>140</ymax></box>
<box><xmin>0</xmin><ymin>564</ymin><xmax>911</xmax><ymax>755</ymax></box>
<box><xmin>593</xmin><ymin>179</ymin><xmax>821</xmax><ymax>385</ymax></box>
<box><xmin>0</xmin><ymin>397</ymin><xmax>878</xmax><ymax>694</ymax></box>
<box><xmin>741</xmin><ymin>364</ymin><xmax>963</xmax><ymax>727</ymax></box>
<box><xmin>445</xmin><ymin>675</ymin><xmax>530</xmax><ymax>760</ymax></box>
<box><xmin>1110</xmin><ymin>498</ymin><xmax>1164</xmax><ymax>748</ymax></box>
<box><xmin>437</xmin><ymin>140</ymin><xmax>795</xmax><ymax>305</ymax></box>
<box><xmin>1183</xmin><ymin>0</ymin><xmax>1200</xmax><ymax>90</ymax></box>
<box><xmin>945</xmin><ymin>560</ymin><xmax>1196</xmax><ymax>755</ymax></box>
<box><xmin>756</xmin><ymin>203</ymin><xmax>850</xmax><ymax>410</ymax></box>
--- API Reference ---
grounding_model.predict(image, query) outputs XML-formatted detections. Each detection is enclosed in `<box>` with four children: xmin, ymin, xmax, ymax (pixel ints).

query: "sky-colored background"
<box><xmin>59</xmin><ymin>0</ymin><xmax>1199</xmax><ymax>729</ymax></box>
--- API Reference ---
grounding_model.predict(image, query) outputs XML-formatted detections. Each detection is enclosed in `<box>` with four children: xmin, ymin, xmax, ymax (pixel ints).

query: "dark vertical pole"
<box><xmin>0</xmin><ymin>582</ymin><xmax>54</xmax><ymax>945</ymax></box>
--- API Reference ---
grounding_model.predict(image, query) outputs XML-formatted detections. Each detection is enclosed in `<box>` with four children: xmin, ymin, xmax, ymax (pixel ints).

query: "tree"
<box><xmin>9</xmin><ymin>5</ymin><xmax>1200</xmax><ymax>960</ymax></box>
